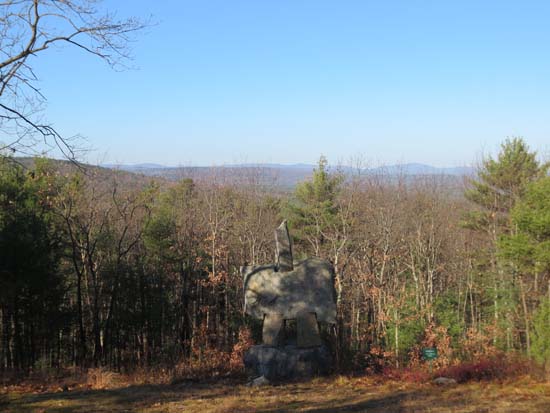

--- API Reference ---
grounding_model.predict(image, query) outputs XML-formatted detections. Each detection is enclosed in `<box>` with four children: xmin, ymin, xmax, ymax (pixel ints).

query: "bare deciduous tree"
<box><xmin>0</xmin><ymin>0</ymin><xmax>148</xmax><ymax>159</ymax></box>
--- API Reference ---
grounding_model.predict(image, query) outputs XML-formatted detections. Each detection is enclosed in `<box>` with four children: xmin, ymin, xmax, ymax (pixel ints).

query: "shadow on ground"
<box><xmin>3</xmin><ymin>379</ymin><xmax>550</xmax><ymax>413</ymax></box>
<box><xmin>2</xmin><ymin>382</ymin><xmax>234</xmax><ymax>413</ymax></box>
<box><xmin>252</xmin><ymin>391</ymin><xmax>415</xmax><ymax>413</ymax></box>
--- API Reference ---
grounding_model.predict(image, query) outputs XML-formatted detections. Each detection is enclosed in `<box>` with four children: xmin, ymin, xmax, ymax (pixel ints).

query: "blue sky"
<box><xmin>37</xmin><ymin>0</ymin><xmax>550</xmax><ymax>166</ymax></box>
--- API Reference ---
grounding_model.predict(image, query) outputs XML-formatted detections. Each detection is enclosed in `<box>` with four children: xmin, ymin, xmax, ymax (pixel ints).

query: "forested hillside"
<box><xmin>1</xmin><ymin>138</ymin><xmax>549</xmax><ymax>377</ymax></box>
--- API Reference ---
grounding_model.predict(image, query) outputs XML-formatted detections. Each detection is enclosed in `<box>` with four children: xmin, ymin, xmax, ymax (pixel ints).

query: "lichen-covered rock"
<box><xmin>241</xmin><ymin>221</ymin><xmax>336</xmax><ymax>379</ymax></box>
<box><xmin>242</xmin><ymin>257</ymin><xmax>337</xmax><ymax>324</ymax></box>
<box><xmin>244</xmin><ymin>344</ymin><xmax>332</xmax><ymax>381</ymax></box>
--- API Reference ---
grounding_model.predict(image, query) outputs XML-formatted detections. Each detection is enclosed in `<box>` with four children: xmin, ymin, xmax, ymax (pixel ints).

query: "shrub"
<box><xmin>408</xmin><ymin>322</ymin><xmax>454</xmax><ymax>370</ymax></box>
<box><xmin>459</xmin><ymin>326</ymin><xmax>500</xmax><ymax>360</ymax></box>
<box><xmin>86</xmin><ymin>368</ymin><xmax>119</xmax><ymax>389</ymax></box>
<box><xmin>171</xmin><ymin>348</ymin><xmax>232</xmax><ymax>382</ymax></box>
<box><xmin>380</xmin><ymin>366</ymin><xmax>431</xmax><ymax>383</ymax></box>
<box><xmin>435</xmin><ymin>355</ymin><xmax>530</xmax><ymax>383</ymax></box>
<box><xmin>229</xmin><ymin>327</ymin><xmax>254</xmax><ymax>372</ymax></box>
<box><xmin>364</xmin><ymin>346</ymin><xmax>395</xmax><ymax>375</ymax></box>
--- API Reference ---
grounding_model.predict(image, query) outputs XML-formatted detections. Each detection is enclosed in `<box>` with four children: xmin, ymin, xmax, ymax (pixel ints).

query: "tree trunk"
<box><xmin>519</xmin><ymin>277</ymin><xmax>531</xmax><ymax>356</ymax></box>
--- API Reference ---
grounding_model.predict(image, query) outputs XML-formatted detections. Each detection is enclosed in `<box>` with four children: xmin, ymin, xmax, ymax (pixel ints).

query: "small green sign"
<box><xmin>422</xmin><ymin>347</ymin><xmax>438</xmax><ymax>360</ymax></box>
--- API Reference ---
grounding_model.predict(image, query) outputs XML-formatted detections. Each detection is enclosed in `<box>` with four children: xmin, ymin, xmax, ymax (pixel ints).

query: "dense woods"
<box><xmin>1</xmin><ymin>138</ymin><xmax>549</xmax><ymax>376</ymax></box>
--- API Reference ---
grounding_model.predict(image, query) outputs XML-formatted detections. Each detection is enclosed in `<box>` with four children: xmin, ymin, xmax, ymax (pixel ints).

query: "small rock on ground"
<box><xmin>247</xmin><ymin>376</ymin><xmax>270</xmax><ymax>387</ymax></box>
<box><xmin>433</xmin><ymin>377</ymin><xmax>457</xmax><ymax>385</ymax></box>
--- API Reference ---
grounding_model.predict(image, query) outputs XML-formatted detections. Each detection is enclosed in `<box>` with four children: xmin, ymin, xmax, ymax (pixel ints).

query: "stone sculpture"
<box><xmin>241</xmin><ymin>221</ymin><xmax>336</xmax><ymax>380</ymax></box>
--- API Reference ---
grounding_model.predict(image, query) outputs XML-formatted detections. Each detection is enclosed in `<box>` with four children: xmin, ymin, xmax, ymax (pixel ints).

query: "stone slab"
<box><xmin>275</xmin><ymin>220</ymin><xmax>293</xmax><ymax>272</ymax></box>
<box><xmin>262</xmin><ymin>313</ymin><xmax>283</xmax><ymax>346</ymax></box>
<box><xmin>297</xmin><ymin>313</ymin><xmax>322</xmax><ymax>348</ymax></box>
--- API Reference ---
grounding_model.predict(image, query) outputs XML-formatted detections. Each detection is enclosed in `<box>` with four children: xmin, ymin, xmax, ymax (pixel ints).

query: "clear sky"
<box><xmin>37</xmin><ymin>0</ymin><xmax>550</xmax><ymax>167</ymax></box>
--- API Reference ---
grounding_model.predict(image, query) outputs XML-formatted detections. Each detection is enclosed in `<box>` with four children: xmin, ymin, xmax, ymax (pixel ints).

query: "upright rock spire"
<box><xmin>275</xmin><ymin>220</ymin><xmax>293</xmax><ymax>272</ymax></box>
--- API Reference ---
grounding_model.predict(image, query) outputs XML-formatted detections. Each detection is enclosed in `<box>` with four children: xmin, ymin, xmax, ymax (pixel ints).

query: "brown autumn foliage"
<box><xmin>1</xmin><ymin>140</ymin><xmax>549</xmax><ymax>381</ymax></box>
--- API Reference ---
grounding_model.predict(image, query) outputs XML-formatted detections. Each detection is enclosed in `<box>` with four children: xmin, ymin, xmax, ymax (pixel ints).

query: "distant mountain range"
<box><xmin>11</xmin><ymin>157</ymin><xmax>474</xmax><ymax>189</ymax></box>
<box><xmin>103</xmin><ymin>162</ymin><xmax>473</xmax><ymax>175</ymax></box>
<box><xmin>367</xmin><ymin>163</ymin><xmax>474</xmax><ymax>176</ymax></box>
<box><xmin>101</xmin><ymin>162</ymin><xmax>474</xmax><ymax>188</ymax></box>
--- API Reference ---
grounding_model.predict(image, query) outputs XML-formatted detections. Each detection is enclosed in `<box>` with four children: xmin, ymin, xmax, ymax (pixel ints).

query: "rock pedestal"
<box><xmin>244</xmin><ymin>344</ymin><xmax>332</xmax><ymax>381</ymax></box>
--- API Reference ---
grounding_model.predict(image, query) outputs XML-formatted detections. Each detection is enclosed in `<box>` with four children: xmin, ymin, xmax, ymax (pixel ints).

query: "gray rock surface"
<box><xmin>244</xmin><ymin>344</ymin><xmax>332</xmax><ymax>381</ymax></box>
<box><xmin>242</xmin><ymin>257</ymin><xmax>337</xmax><ymax>323</ymax></box>
<box><xmin>241</xmin><ymin>221</ymin><xmax>336</xmax><ymax>378</ymax></box>
<box><xmin>275</xmin><ymin>220</ymin><xmax>294</xmax><ymax>272</ymax></box>
<box><xmin>262</xmin><ymin>313</ymin><xmax>284</xmax><ymax>346</ymax></box>
<box><xmin>433</xmin><ymin>377</ymin><xmax>457</xmax><ymax>385</ymax></box>
<box><xmin>247</xmin><ymin>375</ymin><xmax>270</xmax><ymax>387</ymax></box>
<box><xmin>297</xmin><ymin>313</ymin><xmax>322</xmax><ymax>347</ymax></box>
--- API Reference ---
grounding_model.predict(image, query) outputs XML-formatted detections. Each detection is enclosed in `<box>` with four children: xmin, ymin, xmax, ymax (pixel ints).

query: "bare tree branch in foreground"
<box><xmin>0</xmin><ymin>0</ymin><xmax>149</xmax><ymax>161</ymax></box>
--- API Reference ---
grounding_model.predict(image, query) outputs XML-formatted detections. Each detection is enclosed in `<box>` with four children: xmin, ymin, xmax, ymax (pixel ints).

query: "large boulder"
<box><xmin>244</xmin><ymin>344</ymin><xmax>332</xmax><ymax>381</ymax></box>
<box><xmin>241</xmin><ymin>221</ymin><xmax>337</xmax><ymax>381</ymax></box>
<box><xmin>242</xmin><ymin>257</ymin><xmax>337</xmax><ymax>324</ymax></box>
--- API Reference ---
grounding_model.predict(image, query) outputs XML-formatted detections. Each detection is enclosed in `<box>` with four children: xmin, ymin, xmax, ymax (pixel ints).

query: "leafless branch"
<box><xmin>0</xmin><ymin>0</ymin><xmax>150</xmax><ymax>162</ymax></box>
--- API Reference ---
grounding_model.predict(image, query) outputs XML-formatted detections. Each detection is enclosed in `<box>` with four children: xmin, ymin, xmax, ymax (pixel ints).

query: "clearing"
<box><xmin>2</xmin><ymin>375</ymin><xmax>550</xmax><ymax>412</ymax></box>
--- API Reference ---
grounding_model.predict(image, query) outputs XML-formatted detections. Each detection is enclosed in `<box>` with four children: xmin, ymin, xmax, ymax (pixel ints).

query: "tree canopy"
<box><xmin>464</xmin><ymin>137</ymin><xmax>548</xmax><ymax>233</ymax></box>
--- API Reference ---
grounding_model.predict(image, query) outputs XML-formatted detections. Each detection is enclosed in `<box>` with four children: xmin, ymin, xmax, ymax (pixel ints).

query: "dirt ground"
<box><xmin>2</xmin><ymin>375</ymin><xmax>550</xmax><ymax>413</ymax></box>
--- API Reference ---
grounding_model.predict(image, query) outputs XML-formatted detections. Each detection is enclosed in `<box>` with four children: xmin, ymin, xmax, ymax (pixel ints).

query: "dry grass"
<box><xmin>85</xmin><ymin>368</ymin><xmax>121</xmax><ymax>390</ymax></box>
<box><xmin>2</xmin><ymin>375</ymin><xmax>550</xmax><ymax>412</ymax></box>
